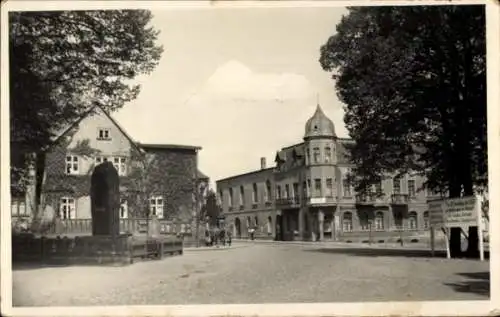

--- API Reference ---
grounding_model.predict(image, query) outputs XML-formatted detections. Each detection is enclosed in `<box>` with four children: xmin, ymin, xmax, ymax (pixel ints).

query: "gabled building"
<box><xmin>37</xmin><ymin>104</ymin><xmax>208</xmax><ymax>221</ymax></box>
<box><xmin>216</xmin><ymin>104</ymin><xmax>441</xmax><ymax>242</ymax></box>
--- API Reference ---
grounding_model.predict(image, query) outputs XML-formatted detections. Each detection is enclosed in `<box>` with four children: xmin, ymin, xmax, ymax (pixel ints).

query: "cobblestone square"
<box><xmin>12</xmin><ymin>243</ymin><xmax>489</xmax><ymax>306</ymax></box>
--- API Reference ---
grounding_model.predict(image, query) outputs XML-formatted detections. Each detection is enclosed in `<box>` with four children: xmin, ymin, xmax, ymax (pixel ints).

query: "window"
<box><xmin>313</xmin><ymin>147</ymin><xmax>320</xmax><ymax>163</ymax></box>
<box><xmin>254</xmin><ymin>216</ymin><xmax>259</xmax><ymax>227</ymax></box>
<box><xmin>265</xmin><ymin>180</ymin><xmax>271</xmax><ymax>202</ymax></box>
<box><xmin>252</xmin><ymin>183</ymin><xmax>258</xmax><ymax>203</ymax></box>
<box><xmin>306</xmin><ymin>149</ymin><xmax>310</xmax><ymax>164</ymax></box>
<box><xmin>360</xmin><ymin>212</ymin><xmax>369</xmax><ymax>230</ymax></box>
<box><xmin>375</xmin><ymin>212</ymin><xmax>384</xmax><ymax>230</ymax></box>
<box><xmin>292</xmin><ymin>183</ymin><xmax>299</xmax><ymax>199</ymax></box>
<box><xmin>285</xmin><ymin>184</ymin><xmax>290</xmax><ymax>198</ymax></box>
<box><xmin>423</xmin><ymin>211</ymin><xmax>430</xmax><ymax>229</ymax></box>
<box><xmin>228</xmin><ymin>188</ymin><xmax>233</xmax><ymax>207</ymax></box>
<box><xmin>324</xmin><ymin>147</ymin><xmax>332</xmax><ymax>163</ymax></box>
<box><xmin>246</xmin><ymin>216</ymin><xmax>251</xmax><ymax>228</ymax></box>
<box><xmin>326</xmin><ymin>178</ymin><xmax>333</xmax><ymax>197</ymax></box>
<box><xmin>11</xmin><ymin>198</ymin><xmax>26</xmax><ymax>216</ymax></box>
<box><xmin>65</xmin><ymin>155</ymin><xmax>79</xmax><ymax>175</ymax></box>
<box><xmin>408</xmin><ymin>211</ymin><xmax>418</xmax><ymax>230</ymax></box>
<box><xmin>307</xmin><ymin>179</ymin><xmax>311</xmax><ymax>197</ymax></box>
<box><xmin>408</xmin><ymin>179</ymin><xmax>416</xmax><ymax>197</ymax></box>
<box><xmin>112</xmin><ymin>157</ymin><xmax>127</xmax><ymax>176</ymax></box>
<box><xmin>219</xmin><ymin>190</ymin><xmax>223</xmax><ymax>205</ymax></box>
<box><xmin>343</xmin><ymin>179</ymin><xmax>351</xmax><ymax>197</ymax></box>
<box><xmin>149</xmin><ymin>196</ymin><xmax>164</xmax><ymax>218</ymax></box>
<box><xmin>239</xmin><ymin>186</ymin><xmax>245</xmax><ymax>206</ymax></box>
<box><xmin>342</xmin><ymin>212</ymin><xmax>353</xmax><ymax>232</ymax></box>
<box><xmin>267</xmin><ymin>216</ymin><xmax>273</xmax><ymax>234</ymax></box>
<box><xmin>98</xmin><ymin>128</ymin><xmax>111</xmax><ymax>140</ymax></box>
<box><xmin>393</xmin><ymin>177</ymin><xmax>401</xmax><ymax>194</ymax></box>
<box><xmin>374</xmin><ymin>181</ymin><xmax>382</xmax><ymax>194</ymax></box>
<box><xmin>394</xmin><ymin>212</ymin><xmax>403</xmax><ymax>229</ymax></box>
<box><xmin>59</xmin><ymin>197</ymin><xmax>75</xmax><ymax>219</ymax></box>
<box><xmin>120</xmin><ymin>199</ymin><xmax>128</xmax><ymax>219</ymax></box>
<box><xmin>314</xmin><ymin>179</ymin><xmax>322</xmax><ymax>196</ymax></box>
<box><xmin>276</xmin><ymin>185</ymin><xmax>281</xmax><ymax>199</ymax></box>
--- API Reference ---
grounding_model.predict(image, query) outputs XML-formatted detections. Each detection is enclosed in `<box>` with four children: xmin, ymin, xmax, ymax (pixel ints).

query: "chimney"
<box><xmin>260</xmin><ymin>157</ymin><xmax>266</xmax><ymax>169</ymax></box>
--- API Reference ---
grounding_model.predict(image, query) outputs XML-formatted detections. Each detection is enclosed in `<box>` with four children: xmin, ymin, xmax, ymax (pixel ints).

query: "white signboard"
<box><xmin>428</xmin><ymin>196</ymin><xmax>477</xmax><ymax>227</ymax></box>
<box><xmin>444</xmin><ymin>196</ymin><xmax>477</xmax><ymax>227</ymax></box>
<box><xmin>310</xmin><ymin>197</ymin><xmax>326</xmax><ymax>204</ymax></box>
<box><xmin>429</xmin><ymin>201</ymin><xmax>445</xmax><ymax>226</ymax></box>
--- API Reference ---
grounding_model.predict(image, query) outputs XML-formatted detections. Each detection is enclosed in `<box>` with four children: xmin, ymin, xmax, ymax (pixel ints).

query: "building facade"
<box><xmin>38</xmin><ymin>105</ymin><xmax>208</xmax><ymax>222</ymax></box>
<box><xmin>216</xmin><ymin>105</ymin><xmax>441</xmax><ymax>242</ymax></box>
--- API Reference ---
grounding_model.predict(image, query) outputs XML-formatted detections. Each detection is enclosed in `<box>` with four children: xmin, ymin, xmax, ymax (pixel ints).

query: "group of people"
<box><xmin>205</xmin><ymin>227</ymin><xmax>232</xmax><ymax>247</ymax></box>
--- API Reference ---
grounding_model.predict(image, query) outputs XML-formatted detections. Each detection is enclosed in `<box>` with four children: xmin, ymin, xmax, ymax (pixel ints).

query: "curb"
<box><xmin>184</xmin><ymin>245</ymin><xmax>248</xmax><ymax>252</ymax></box>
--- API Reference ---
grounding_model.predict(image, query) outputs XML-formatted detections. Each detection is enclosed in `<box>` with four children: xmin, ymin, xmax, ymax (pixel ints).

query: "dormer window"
<box><xmin>98</xmin><ymin>128</ymin><xmax>111</xmax><ymax>140</ymax></box>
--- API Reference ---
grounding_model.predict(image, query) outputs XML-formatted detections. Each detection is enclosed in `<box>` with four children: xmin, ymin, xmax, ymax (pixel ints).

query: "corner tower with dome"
<box><xmin>216</xmin><ymin>104</ymin><xmax>438</xmax><ymax>243</ymax></box>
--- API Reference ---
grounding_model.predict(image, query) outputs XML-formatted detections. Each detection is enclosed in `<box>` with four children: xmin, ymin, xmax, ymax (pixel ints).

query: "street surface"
<box><xmin>12</xmin><ymin>242</ymin><xmax>489</xmax><ymax>306</ymax></box>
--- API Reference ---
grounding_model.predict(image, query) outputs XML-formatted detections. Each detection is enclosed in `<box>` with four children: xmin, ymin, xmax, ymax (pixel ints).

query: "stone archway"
<box><xmin>234</xmin><ymin>217</ymin><xmax>242</xmax><ymax>238</ymax></box>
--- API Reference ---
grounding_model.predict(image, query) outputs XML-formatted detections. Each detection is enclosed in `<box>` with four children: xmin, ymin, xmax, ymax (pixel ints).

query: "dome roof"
<box><xmin>304</xmin><ymin>104</ymin><xmax>336</xmax><ymax>139</ymax></box>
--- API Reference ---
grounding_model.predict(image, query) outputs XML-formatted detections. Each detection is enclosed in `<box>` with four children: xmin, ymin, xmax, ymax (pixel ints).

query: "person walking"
<box><xmin>227</xmin><ymin>230</ymin><xmax>232</xmax><ymax>247</ymax></box>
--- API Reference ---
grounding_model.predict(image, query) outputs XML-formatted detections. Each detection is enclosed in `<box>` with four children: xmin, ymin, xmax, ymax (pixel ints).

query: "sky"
<box><xmin>113</xmin><ymin>6</ymin><xmax>349</xmax><ymax>189</ymax></box>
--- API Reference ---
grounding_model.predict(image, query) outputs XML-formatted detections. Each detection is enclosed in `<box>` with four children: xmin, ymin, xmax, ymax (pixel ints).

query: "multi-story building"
<box><xmin>216</xmin><ymin>104</ymin><xmax>441</xmax><ymax>242</ymax></box>
<box><xmin>37</xmin><ymin>104</ymin><xmax>208</xmax><ymax>221</ymax></box>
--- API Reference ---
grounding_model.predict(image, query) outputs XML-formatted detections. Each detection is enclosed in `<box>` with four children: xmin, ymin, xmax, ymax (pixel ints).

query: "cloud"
<box><xmin>193</xmin><ymin>60</ymin><xmax>315</xmax><ymax>103</ymax></box>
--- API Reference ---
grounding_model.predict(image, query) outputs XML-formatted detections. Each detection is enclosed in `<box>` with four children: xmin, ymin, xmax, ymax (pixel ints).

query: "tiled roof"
<box><xmin>138</xmin><ymin>143</ymin><xmax>202</xmax><ymax>151</ymax></box>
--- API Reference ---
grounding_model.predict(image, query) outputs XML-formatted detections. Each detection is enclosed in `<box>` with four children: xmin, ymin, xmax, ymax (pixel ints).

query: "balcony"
<box><xmin>391</xmin><ymin>194</ymin><xmax>409</xmax><ymax>205</ymax></box>
<box><xmin>275</xmin><ymin>197</ymin><xmax>300</xmax><ymax>208</ymax></box>
<box><xmin>306</xmin><ymin>196</ymin><xmax>337</xmax><ymax>205</ymax></box>
<box><xmin>355</xmin><ymin>192</ymin><xmax>377</xmax><ymax>205</ymax></box>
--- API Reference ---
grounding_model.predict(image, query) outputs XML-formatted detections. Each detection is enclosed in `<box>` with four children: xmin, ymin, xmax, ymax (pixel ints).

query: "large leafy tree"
<box><xmin>200</xmin><ymin>189</ymin><xmax>222</xmax><ymax>228</ymax></box>
<box><xmin>10</xmin><ymin>10</ymin><xmax>163</xmax><ymax>194</ymax></box>
<box><xmin>319</xmin><ymin>5</ymin><xmax>486</xmax><ymax>198</ymax></box>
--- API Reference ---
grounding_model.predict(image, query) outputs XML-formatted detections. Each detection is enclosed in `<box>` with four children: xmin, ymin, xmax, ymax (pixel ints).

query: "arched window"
<box><xmin>252</xmin><ymin>183</ymin><xmax>258</xmax><ymax>203</ymax></box>
<box><xmin>375</xmin><ymin>212</ymin><xmax>384</xmax><ymax>230</ymax></box>
<box><xmin>408</xmin><ymin>211</ymin><xmax>418</xmax><ymax>230</ymax></box>
<box><xmin>342</xmin><ymin>212</ymin><xmax>353</xmax><ymax>232</ymax></box>
<box><xmin>423</xmin><ymin>211</ymin><xmax>429</xmax><ymax>229</ymax></box>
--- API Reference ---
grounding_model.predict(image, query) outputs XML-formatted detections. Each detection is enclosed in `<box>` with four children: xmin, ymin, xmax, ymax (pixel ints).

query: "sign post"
<box><xmin>476</xmin><ymin>194</ymin><xmax>485</xmax><ymax>262</ymax></box>
<box><xmin>442</xmin><ymin>227</ymin><xmax>451</xmax><ymax>259</ymax></box>
<box><xmin>430</xmin><ymin>226</ymin><xmax>435</xmax><ymax>257</ymax></box>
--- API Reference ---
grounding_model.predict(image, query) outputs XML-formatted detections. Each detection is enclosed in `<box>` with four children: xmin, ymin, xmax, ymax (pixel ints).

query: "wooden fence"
<box><xmin>44</xmin><ymin>218</ymin><xmax>195</xmax><ymax>236</ymax></box>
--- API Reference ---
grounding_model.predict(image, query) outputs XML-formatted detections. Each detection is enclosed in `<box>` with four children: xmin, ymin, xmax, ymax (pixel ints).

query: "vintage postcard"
<box><xmin>1</xmin><ymin>0</ymin><xmax>498</xmax><ymax>316</ymax></box>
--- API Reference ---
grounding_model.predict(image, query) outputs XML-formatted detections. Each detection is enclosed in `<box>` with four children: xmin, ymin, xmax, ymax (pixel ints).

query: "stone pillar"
<box><xmin>331</xmin><ymin>212</ymin><xmax>336</xmax><ymax>241</ymax></box>
<box><xmin>388</xmin><ymin>205</ymin><xmax>394</xmax><ymax>229</ymax></box>
<box><xmin>318</xmin><ymin>209</ymin><xmax>324</xmax><ymax>241</ymax></box>
<box><xmin>310</xmin><ymin>213</ymin><xmax>316</xmax><ymax>241</ymax></box>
